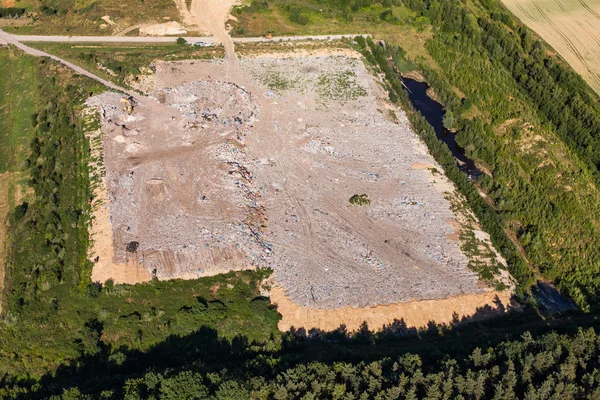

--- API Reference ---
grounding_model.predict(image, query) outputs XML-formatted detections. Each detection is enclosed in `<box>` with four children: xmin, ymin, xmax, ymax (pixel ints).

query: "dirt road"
<box><xmin>0</xmin><ymin>29</ymin><xmax>136</xmax><ymax>97</ymax></box>
<box><xmin>189</xmin><ymin>0</ymin><xmax>238</xmax><ymax>60</ymax></box>
<box><xmin>0</xmin><ymin>173</ymin><xmax>9</xmax><ymax>313</ymax></box>
<box><xmin>9</xmin><ymin>33</ymin><xmax>363</xmax><ymax>44</ymax></box>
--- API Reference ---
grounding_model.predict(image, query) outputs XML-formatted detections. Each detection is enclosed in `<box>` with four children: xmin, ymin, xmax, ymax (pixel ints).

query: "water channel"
<box><xmin>401</xmin><ymin>77</ymin><xmax>577</xmax><ymax>312</ymax></box>
<box><xmin>401</xmin><ymin>77</ymin><xmax>481</xmax><ymax>179</ymax></box>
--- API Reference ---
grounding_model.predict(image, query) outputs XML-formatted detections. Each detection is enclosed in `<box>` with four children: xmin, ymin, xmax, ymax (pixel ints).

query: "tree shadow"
<box><xmin>2</xmin><ymin>293</ymin><xmax>595</xmax><ymax>398</ymax></box>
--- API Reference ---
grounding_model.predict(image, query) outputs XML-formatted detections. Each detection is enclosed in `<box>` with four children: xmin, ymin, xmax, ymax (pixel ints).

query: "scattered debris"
<box><xmin>87</xmin><ymin>54</ymin><xmax>506</xmax><ymax>309</ymax></box>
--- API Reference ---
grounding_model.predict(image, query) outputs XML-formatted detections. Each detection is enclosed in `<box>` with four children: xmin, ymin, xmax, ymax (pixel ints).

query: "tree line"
<box><xmin>3</xmin><ymin>319</ymin><xmax>600</xmax><ymax>399</ymax></box>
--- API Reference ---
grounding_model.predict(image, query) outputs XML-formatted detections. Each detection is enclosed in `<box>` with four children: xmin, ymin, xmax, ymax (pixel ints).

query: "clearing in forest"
<box><xmin>82</xmin><ymin>0</ymin><xmax>515</xmax><ymax>329</ymax></box>
<box><xmin>87</xmin><ymin>47</ymin><xmax>514</xmax><ymax>315</ymax></box>
<box><xmin>502</xmin><ymin>0</ymin><xmax>600</xmax><ymax>94</ymax></box>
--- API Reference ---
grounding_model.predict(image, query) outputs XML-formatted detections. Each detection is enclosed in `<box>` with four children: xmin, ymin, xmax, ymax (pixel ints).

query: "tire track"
<box><xmin>508</xmin><ymin>0</ymin><xmax>600</xmax><ymax>93</ymax></box>
<box><xmin>553</xmin><ymin>0</ymin><xmax>600</xmax><ymax>48</ymax></box>
<box><xmin>542</xmin><ymin>1</ymin><xmax>600</xmax><ymax>91</ymax></box>
<box><xmin>516</xmin><ymin>3</ymin><xmax>537</xmax><ymax>21</ymax></box>
<box><xmin>578</xmin><ymin>0</ymin><xmax>600</xmax><ymax>21</ymax></box>
<box><xmin>531</xmin><ymin>0</ymin><xmax>587</xmax><ymax>64</ymax></box>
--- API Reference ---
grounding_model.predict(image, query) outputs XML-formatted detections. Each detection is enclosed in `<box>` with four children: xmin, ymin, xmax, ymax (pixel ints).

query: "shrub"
<box><xmin>289</xmin><ymin>6</ymin><xmax>309</xmax><ymax>25</ymax></box>
<box><xmin>349</xmin><ymin>194</ymin><xmax>371</xmax><ymax>205</ymax></box>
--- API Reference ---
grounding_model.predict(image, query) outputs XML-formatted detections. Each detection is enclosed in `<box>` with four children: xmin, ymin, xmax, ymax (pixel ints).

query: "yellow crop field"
<box><xmin>502</xmin><ymin>0</ymin><xmax>600</xmax><ymax>94</ymax></box>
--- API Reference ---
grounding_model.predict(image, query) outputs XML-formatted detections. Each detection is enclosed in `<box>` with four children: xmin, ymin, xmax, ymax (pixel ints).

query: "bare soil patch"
<box><xmin>86</xmin><ymin>0</ymin><xmax>514</xmax><ymax>321</ymax></box>
<box><xmin>87</xmin><ymin>82</ymin><xmax>265</xmax><ymax>281</ymax></box>
<box><xmin>86</xmin><ymin>117</ymin><xmax>152</xmax><ymax>285</ymax></box>
<box><xmin>270</xmin><ymin>285</ymin><xmax>516</xmax><ymax>332</ymax></box>
<box><xmin>139</xmin><ymin>21</ymin><xmax>188</xmax><ymax>36</ymax></box>
<box><xmin>241</xmin><ymin>56</ymin><xmax>483</xmax><ymax>308</ymax></box>
<box><xmin>174</xmin><ymin>0</ymin><xmax>240</xmax><ymax>43</ymax></box>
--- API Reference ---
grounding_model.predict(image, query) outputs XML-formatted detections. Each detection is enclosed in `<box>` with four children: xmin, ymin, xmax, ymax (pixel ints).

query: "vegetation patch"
<box><xmin>0</xmin><ymin>8</ymin><xmax>26</xmax><ymax>18</ymax></box>
<box><xmin>2</xmin><ymin>0</ymin><xmax>180</xmax><ymax>35</ymax></box>
<box><xmin>317</xmin><ymin>70</ymin><xmax>366</xmax><ymax>101</ymax></box>
<box><xmin>259</xmin><ymin>70</ymin><xmax>297</xmax><ymax>92</ymax></box>
<box><xmin>232</xmin><ymin>0</ymin><xmax>414</xmax><ymax>38</ymax></box>
<box><xmin>349</xmin><ymin>193</ymin><xmax>371</xmax><ymax>205</ymax></box>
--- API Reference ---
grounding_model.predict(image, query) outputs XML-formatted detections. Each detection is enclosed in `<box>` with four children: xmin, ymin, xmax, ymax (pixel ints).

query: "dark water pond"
<box><xmin>533</xmin><ymin>281</ymin><xmax>577</xmax><ymax>312</ymax></box>
<box><xmin>402</xmin><ymin>78</ymin><xmax>577</xmax><ymax>312</ymax></box>
<box><xmin>402</xmin><ymin>78</ymin><xmax>481</xmax><ymax>179</ymax></box>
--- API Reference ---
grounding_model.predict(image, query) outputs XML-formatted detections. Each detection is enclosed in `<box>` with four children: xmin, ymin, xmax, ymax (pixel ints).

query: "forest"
<box><xmin>3</xmin><ymin>313</ymin><xmax>600</xmax><ymax>398</ymax></box>
<box><xmin>395</xmin><ymin>0</ymin><xmax>600</xmax><ymax>310</ymax></box>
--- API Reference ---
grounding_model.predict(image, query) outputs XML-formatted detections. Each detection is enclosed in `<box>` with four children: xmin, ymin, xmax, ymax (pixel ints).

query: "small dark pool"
<box><xmin>402</xmin><ymin>78</ymin><xmax>481</xmax><ymax>178</ymax></box>
<box><xmin>533</xmin><ymin>281</ymin><xmax>577</xmax><ymax>312</ymax></box>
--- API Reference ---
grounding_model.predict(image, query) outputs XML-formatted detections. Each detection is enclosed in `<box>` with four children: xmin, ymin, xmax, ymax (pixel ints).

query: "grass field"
<box><xmin>0</xmin><ymin>48</ymin><xmax>37</xmax><ymax>304</ymax></box>
<box><xmin>0</xmin><ymin>48</ymin><xmax>37</xmax><ymax>175</ymax></box>
<box><xmin>232</xmin><ymin>1</ymin><xmax>424</xmax><ymax>40</ymax></box>
<box><xmin>501</xmin><ymin>0</ymin><xmax>600</xmax><ymax>94</ymax></box>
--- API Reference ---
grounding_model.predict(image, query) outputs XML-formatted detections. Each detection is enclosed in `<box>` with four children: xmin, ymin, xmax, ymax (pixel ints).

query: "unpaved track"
<box><xmin>189</xmin><ymin>0</ymin><xmax>239</xmax><ymax>60</ymax></box>
<box><xmin>0</xmin><ymin>174</ymin><xmax>9</xmax><ymax>313</ymax></box>
<box><xmin>0</xmin><ymin>29</ymin><xmax>137</xmax><ymax>97</ymax></box>
<box><xmin>10</xmin><ymin>33</ymin><xmax>363</xmax><ymax>44</ymax></box>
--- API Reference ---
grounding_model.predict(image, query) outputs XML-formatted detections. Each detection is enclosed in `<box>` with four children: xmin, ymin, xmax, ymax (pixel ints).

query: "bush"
<box><xmin>380</xmin><ymin>9</ymin><xmax>393</xmax><ymax>21</ymax></box>
<box><xmin>349</xmin><ymin>194</ymin><xmax>371</xmax><ymax>205</ymax></box>
<box><xmin>289</xmin><ymin>5</ymin><xmax>309</xmax><ymax>25</ymax></box>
